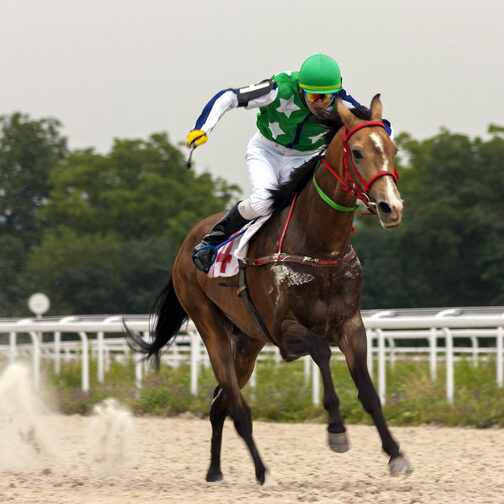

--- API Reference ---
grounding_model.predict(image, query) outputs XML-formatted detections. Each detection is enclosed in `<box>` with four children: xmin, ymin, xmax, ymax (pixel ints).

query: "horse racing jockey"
<box><xmin>187</xmin><ymin>54</ymin><xmax>393</xmax><ymax>273</ymax></box>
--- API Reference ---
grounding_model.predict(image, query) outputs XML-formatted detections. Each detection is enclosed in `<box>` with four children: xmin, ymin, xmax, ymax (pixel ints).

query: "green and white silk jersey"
<box><xmin>256</xmin><ymin>71</ymin><xmax>332</xmax><ymax>151</ymax></box>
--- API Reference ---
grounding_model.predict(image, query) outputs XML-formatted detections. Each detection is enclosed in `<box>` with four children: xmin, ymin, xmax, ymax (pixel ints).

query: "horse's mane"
<box><xmin>268</xmin><ymin>105</ymin><xmax>372</xmax><ymax>214</ymax></box>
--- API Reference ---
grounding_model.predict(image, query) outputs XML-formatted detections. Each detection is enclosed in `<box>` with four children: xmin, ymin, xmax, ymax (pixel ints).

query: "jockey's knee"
<box><xmin>239</xmin><ymin>197</ymin><xmax>272</xmax><ymax>220</ymax></box>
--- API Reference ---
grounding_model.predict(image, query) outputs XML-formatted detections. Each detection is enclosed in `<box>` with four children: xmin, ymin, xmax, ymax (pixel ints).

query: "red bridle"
<box><xmin>321</xmin><ymin>121</ymin><xmax>399</xmax><ymax>209</ymax></box>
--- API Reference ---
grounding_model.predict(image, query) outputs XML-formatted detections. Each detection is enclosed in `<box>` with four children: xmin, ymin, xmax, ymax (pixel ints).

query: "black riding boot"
<box><xmin>192</xmin><ymin>203</ymin><xmax>250</xmax><ymax>273</ymax></box>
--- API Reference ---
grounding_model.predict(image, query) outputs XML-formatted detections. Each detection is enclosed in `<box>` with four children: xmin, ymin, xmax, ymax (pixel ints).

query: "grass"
<box><xmin>42</xmin><ymin>356</ymin><xmax>504</xmax><ymax>427</ymax></box>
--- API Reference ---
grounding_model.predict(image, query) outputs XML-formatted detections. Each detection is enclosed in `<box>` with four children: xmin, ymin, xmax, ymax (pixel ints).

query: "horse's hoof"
<box><xmin>255</xmin><ymin>465</ymin><xmax>267</xmax><ymax>486</ymax></box>
<box><xmin>206</xmin><ymin>469</ymin><xmax>223</xmax><ymax>482</ymax></box>
<box><xmin>328</xmin><ymin>432</ymin><xmax>350</xmax><ymax>453</ymax></box>
<box><xmin>389</xmin><ymin>455</ymin><xmax>413</xmax><ymax>475</ymax></box>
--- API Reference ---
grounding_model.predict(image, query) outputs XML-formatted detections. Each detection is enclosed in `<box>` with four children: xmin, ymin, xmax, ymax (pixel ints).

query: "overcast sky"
<box><xmin>1</xmin><ymin>0</ymin><xmax>503</xmax><ymax>193</ymax></box>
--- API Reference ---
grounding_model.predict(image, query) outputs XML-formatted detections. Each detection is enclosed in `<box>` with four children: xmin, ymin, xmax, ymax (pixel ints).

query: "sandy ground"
<box><xmin>1</xmin><ymin>364</ymin><xmax>503</xmax><ymax>504</ymax></box>
<box><xmin>1</xmin><ymin>413</ymin><xmax>504</xmax><ymax>504</ymax></box>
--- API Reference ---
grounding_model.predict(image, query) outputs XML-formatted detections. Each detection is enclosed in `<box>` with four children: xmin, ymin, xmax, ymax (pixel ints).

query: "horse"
<box><xmin>125</xmin><ymin>95</ymin><xmax>412</xmax><ymax>484</ymax></box>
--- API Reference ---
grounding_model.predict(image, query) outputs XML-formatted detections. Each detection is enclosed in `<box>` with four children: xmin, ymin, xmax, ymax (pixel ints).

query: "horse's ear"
<box><xmin>336</xmin><ymin>97</ymin><xmax>358</xmax><ymax>128</ymax></box>
<box><xmin>370</xmin><ymin>94</ymin><xmax>383</xmax><ymax>121</ymax></box>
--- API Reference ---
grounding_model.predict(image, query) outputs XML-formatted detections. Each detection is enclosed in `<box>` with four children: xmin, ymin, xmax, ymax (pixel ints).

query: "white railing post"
<box><xmin>29</xmin><ymin>331</ymin><xmax>40</xmax><ymax>390</ymax></box>
<box><xmin>99</xmin><ymin>316</ymin><xmax>121</xmax><ymax>384</ymax></box>
<box><xmin>497</xmin><ymin>326</ymin><xmax>503</xmax><ymax>388</ymax></box>
<box><xmin>303</xmin><ymin>355</ymin><xmax>311</xmax><ymax>385</ymax></box>
<box><xmin>377</xmin><ymin>329</ymin><xmax>386</xmax><ymax>405</ymax></box>
<box><xmin>432</xmin><ymin>309</ymin><xmax>461</xmax><ymax>384</ymax></box>
<box><xmin>429</xmin><ymin>328</ymin><xmax>438</xmax><ymax>381</ymax></box>
<box><xmin>444</xmin><ymin>328</ymin><xmax>454</xmax><ymax>404</ymax></box>
<box><xmin>97</xmin><ymin>331</ymin><xmax>104</xmax><ymax>382</ymax></box>
<box><xmin>190</xmin><ymin>330</ymin><xmax>199</xmax><ymax>396</ymax></box>
<box><xmin>54</xmin><ymin>331</ymin><xmax>61</xmax><ymax>373</ymax></box>
<box><xmin>366</xmin><ymin>329</ymin><xmax>374</xmax><ymax>377</ymax></box>
<box><xmin>368</xmin><ymin>311</ymin><xmax>396</xmax><ymax>393</ymax></box>
<box><xmin>470</xmin><ymin>336</ymin><xmax>479</xmax><ymax>368</ymax></box>
<box><xmin>78</xmin><ymin>332</ymin><xmax>89</xmax><ymax>392</ymax></box>
<box><xmin>55</xmin><ymin>317</ymin><xmax>78</xmax><ymax>375</ymax></box>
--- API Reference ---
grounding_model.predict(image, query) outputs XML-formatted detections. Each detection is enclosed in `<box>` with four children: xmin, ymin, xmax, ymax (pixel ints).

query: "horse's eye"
<box><xmin>352</xmin><ymin>149</ymin><xmax>363</xmax><ymax>160</ymax></box>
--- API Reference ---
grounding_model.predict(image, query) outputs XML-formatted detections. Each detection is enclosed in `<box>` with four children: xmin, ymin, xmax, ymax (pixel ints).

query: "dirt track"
<box><xmin>1</xmin><ymin>413</ymin><xmax>504</xmax><ymax>504</ymax></box>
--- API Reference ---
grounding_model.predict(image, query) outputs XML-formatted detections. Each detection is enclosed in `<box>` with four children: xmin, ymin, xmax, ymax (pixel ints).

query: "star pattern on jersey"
<box><xmin>308</xmin><ymin>132</ymin><xmax>326</xmax><ymax>144</ymax></box>
<box><xmin>268</xmin><ymin>122</ymin><xmax>285</xmax><ymax>139</ymax></box>
<box><xmin>276</xmin><ymin>95</ymin><xmax>300</xmax><ymax>119</ymax></box>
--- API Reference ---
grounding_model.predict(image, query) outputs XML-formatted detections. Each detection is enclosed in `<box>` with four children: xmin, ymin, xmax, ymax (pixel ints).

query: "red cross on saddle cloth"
<box><xmin>208</xmin><ymin>216</ymin><xmax>269</xmax><ymax>278</ymax></box>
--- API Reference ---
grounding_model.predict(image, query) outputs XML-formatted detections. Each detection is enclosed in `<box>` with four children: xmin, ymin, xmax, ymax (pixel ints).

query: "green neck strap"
<box><xmin>312</xmin><ymin>163</ymin><xmax>357</xmax><ymax>213</ymax></box>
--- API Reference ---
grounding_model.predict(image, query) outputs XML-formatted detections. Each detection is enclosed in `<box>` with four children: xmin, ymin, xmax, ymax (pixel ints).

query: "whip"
<box><xmin>187</xmin><ymin>144</ymin><xmax>196</xmax><ymax>169</ymax></box>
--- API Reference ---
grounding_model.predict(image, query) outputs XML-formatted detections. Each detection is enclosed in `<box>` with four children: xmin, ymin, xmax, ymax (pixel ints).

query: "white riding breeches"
<box><xmin>238</xmin><ymin>132</ymin><xmax>321</xmax><ymax>220</ymax></box>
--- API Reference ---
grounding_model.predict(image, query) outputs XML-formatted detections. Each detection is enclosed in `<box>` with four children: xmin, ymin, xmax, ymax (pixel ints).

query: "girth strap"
<box><xmin>237</xmin><ymin>261</ymin><xmax>277</xmax><ymax>346</ymax></box>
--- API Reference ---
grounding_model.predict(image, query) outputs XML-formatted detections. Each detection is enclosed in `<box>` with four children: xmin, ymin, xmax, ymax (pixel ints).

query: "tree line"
<box><xmin>0</xmin><ymin>113</ymin><xmax>503</xmax><ymax>316</ymax></box>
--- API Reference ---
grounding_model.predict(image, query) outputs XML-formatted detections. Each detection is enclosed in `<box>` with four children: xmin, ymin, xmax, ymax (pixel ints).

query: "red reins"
<box><xmin>321</xmin><ymin>121</ymin><xmax>399</xmax><ymax>210</ymax></box>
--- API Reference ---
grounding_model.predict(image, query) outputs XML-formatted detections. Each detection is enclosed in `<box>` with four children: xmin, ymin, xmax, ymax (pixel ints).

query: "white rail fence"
<box><xmin>0</xmin><ymin>308</ymin><xmax>503</xmax><ymax>405</ymax></box>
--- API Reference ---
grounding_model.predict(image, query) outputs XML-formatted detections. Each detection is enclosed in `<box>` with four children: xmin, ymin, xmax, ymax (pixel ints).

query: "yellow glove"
<box><xmin>186</xmin><ymin>130</ymin><xmax>208</xmax><ymax>148</ymax></box>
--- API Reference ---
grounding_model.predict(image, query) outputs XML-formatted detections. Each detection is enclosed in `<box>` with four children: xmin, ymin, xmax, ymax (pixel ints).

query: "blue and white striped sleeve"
<box><xmin>191</xmin><ymin>89</ymin><xmax>239</xmax><ymax>135</ymax></box>
<box><xmin>339</xmin><ymin>89</ymin><xmax>394</xmax><ymax>138</ymax></box>
<box><xmin>190</xmin><ymin>80</ymin><xmax>279</xmax><ymax>136</ymax></box>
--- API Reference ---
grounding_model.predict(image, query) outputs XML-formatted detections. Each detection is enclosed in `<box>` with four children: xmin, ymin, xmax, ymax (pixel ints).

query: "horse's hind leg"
<box><xmin>207</xmin><ymin>332</ymin><xmax>264</xmax><ymax>482</ymax></box>
<box><xmin>280</xmin><ymin>320</ymin><xmax>349</xmax><ymax>452</ymax></box>
<box><xmin>191</xmin><ymin>312</ymin><xmax>266</xmax><ymax>484</ymax></box>
<box><xmin>207</xmin><ymin>384</ymin><xmax>226</xmax><ymax>481</ymax></box>
<box><xmin>340</xmin><ymin>317</ymin><xmax>412</xmax><ymax>475</ymax></box>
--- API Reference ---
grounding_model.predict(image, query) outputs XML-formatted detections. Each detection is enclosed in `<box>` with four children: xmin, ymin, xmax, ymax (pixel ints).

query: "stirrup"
<box><xmin>192</xmin><ymin>244</ymin><xmax>218</xmax><ymax>273</ymax></box>
<box><xmin>192</xmin><ymin>229</ymin><xmax>248</xmax><ymax>273</ymax></box>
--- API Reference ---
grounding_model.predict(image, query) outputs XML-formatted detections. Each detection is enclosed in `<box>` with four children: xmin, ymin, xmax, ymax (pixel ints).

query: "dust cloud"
<box><xmin>0</xmin><ymin>363</ymin><xmax>134</xmax><ymax>476</ymax></box>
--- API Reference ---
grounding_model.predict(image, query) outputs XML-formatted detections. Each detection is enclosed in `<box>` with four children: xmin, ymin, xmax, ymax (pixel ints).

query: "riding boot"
<box><xmin>192</xmin><ymin>203</ymin><xmax>250</xmax><ymax>273</ymax></box>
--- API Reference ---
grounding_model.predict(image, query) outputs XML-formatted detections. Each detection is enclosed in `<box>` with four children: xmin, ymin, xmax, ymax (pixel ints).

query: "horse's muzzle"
<box><xmin>376</xmin><ymin>198</ymin><xmax>404</xmax><ymax>228</ymax></box>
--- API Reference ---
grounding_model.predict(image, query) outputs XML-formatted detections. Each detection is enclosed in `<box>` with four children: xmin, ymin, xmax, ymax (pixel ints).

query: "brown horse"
<box><xmin>126</xmin><ymin>95</ymin><xmax>412</xmax><ymax>484</ymax></box>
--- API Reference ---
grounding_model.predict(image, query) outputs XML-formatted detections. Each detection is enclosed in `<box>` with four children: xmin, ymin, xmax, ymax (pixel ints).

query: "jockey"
<box><xmin>187</xmin><ymin>54</ymin><xmax>393</xmax><ymax>273</ymax></box>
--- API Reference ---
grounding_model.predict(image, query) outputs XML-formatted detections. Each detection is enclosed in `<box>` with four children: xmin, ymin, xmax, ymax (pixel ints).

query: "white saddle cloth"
<box><xmin>208</xmin><ymin>216</ymin><xmax>269</xmax><ymax>278</ymax></box>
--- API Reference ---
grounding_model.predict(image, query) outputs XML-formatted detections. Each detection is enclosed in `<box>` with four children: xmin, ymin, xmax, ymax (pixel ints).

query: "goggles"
<box><xmin>303</xmin><ymin>90</ymin><xmax>336</xmax><ymax>103</ymax></box>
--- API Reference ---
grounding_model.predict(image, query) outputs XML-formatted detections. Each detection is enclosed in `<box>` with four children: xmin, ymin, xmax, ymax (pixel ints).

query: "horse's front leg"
<box><xmin>280</xmin><ymin>320</ymin><xmax>349</xmax><ymax>453</ymax></box>
<box><xmin>339</xmin><ymin>315</ymin><xmax>412</xmax><ymax>475</ymax></box>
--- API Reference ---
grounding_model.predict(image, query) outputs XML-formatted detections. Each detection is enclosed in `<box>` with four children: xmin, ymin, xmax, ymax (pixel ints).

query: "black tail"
<box><xmin>124</xmin><ymin>274</ymin><xmax>189</xmax><ymax>367</ymax></box>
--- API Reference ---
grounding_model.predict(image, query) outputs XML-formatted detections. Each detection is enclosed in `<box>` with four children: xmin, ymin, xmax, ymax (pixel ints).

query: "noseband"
<box><xmin>319</xmin><ymin>121</ymin><xmax>399</xmax><ymax>211</ymax></box>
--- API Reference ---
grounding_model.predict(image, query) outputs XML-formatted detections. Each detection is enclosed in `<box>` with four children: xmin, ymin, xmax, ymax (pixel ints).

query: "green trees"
<box><xmin>1</xmin><ymin>117</ymin><xmax>240</xmax><ymax>315</ymax></box>
<box><xmin>0</xmin><ymin>113</ymin><xmax>68</xmax><ymax>314</ymax></box>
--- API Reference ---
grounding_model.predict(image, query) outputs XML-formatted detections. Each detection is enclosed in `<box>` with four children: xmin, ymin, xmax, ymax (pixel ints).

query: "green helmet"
<box><xmin>298</xmin><ymin>54</ymin><xmax>342</xmax><ymax>94</ymax></box>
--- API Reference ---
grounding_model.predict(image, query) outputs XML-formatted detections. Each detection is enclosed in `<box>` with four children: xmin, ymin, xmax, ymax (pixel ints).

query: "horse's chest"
<box><xmin>268</xmin><ymin>262</ymin><xmax>360</xmax><ymax>303</ymax></box>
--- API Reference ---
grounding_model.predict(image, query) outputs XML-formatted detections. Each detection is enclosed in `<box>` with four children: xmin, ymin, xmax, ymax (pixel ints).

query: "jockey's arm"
<box><xmin>186</xmin><ymin>81</ymin><xmax>394</xmax><ymax>146</ymax></box>
<box><xmin>186</xmin><ymin>80</ymin><xmax>278</xmax><ymax>147</ymax></box>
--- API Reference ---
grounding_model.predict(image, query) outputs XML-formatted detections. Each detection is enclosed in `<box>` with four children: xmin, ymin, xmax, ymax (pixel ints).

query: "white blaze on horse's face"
<box><xmin>369</xmin><ymin>133</ymin><xmax>388</xmax><ymax>172</ymax></box>
<box><xmin>352</xmin><ymin>129</ymin><xmax>403</xmax><ymax>229</ymax></box>
<box><xmin>368</xmin><ymin>131</ymin><xmax>403</xmax><ymax>228</ymax></box>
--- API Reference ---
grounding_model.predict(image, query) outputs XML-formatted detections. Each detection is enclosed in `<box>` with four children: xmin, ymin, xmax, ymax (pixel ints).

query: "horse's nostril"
<box><xmin>378</xmin><ymin>202</ymin><xmax>392</xmax><ymax>215</ymax></box>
